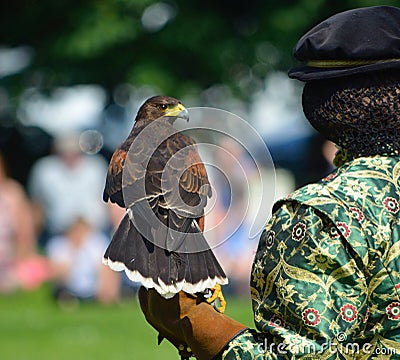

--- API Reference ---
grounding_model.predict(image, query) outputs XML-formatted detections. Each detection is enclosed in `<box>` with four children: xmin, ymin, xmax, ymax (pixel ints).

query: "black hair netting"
<box><xmin>302</xmin><ymin>70</ymin><xmax>400</xmax><ymax>158</ymax></box>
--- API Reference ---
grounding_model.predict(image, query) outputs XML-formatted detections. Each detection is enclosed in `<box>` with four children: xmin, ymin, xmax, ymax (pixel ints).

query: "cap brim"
<box><xmin>288</xmin><ymin>60</ymin><xmax>400</xmax><ymax>81</ymax></box>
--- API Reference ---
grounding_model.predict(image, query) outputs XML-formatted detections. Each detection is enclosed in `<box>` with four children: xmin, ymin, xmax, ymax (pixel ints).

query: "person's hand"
<box><xmin>138</xmin><ymin>287</ymin><xmax>247</xmax><ymax>360</ymax></box>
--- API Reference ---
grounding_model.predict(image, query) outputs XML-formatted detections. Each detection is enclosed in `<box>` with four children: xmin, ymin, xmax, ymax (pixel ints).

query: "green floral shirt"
<box><xmin>219</xmin><ymin>156</ymin><xmax>400</xmax><ymax>359</ymax></box>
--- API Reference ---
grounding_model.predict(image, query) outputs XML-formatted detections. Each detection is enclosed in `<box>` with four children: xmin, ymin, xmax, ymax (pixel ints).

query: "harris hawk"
<box><xmin>102</xmin><ymin>95</ymin><xmax>227</xmax><ymax>309</ymax></box>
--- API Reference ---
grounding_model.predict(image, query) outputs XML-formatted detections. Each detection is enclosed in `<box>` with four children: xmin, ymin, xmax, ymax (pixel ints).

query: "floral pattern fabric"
<box><xmin>218</xmin><ymin>156</ymin><xmax>400</xmax><ymax>359</ymax></box>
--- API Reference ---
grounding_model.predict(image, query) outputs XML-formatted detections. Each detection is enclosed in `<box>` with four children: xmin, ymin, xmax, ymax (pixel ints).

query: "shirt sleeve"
<box><xmin>217</xmin><ymin>201</ymin><xmax>368</xmax><ymax>359</ymax></box>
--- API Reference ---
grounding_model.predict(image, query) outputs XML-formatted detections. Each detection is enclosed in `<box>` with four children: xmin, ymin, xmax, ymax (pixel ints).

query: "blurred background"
<box><xmin>0</xmin><ymin>0</ymin><xmax>397</xmax><ymax>359</ymax></box>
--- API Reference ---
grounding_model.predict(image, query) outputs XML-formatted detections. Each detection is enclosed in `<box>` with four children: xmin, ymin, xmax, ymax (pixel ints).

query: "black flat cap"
<box><xmin>289</xmin><ymin>6</ymin><xmax>400</xmax><ymax>81</ymax></box>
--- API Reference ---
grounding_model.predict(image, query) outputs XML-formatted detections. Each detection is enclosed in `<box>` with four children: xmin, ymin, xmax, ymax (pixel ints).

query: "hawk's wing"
<box><xmin>103</xmin><ymin>148</ymin><xmax>127</xmax><ymax>207</ymax></box>
<box><xmin>155</xmin><ymin>133</ymin><xmax>212</xmax><ymax>251</ymax></box>
<box><xmin>157</xmin><ymin>133</ymin><xmax>211</xmax><ymax>211</ymax></box>
<box><xmin>103</xmin><ymin>128</ymin><xmax>150</xmax><ymax>207</ymax></box>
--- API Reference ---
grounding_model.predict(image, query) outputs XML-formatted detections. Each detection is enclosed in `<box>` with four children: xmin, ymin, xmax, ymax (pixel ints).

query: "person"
<box><xmin>46</xmin><ymin>216</ymin><xmax>114</xmax><ymax>304</ymax></box>
<box><xmin>138</xmin><ymin>6</ymin><xmax>400</xmax><ymax>359</ymax></box>
<box><xmin>28</xmin><ymin>133</ymin><xmax>110</xmax><ymax>246</ymax></box>
<box><xmin>0</xmin><ymin>152</ymin><xmax>48</xmax><ymax>292</ymax></box>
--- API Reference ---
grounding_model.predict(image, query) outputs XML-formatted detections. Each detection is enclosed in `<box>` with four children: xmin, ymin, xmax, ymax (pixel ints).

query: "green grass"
<box><xmin>0</xmin><ymin>286</ymin><xmax>254</xmax><ymax>360</ymax></box>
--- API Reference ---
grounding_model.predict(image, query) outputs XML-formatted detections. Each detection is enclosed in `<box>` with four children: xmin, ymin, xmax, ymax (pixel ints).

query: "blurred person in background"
<box><xmin>0</xmin><ymin>152</ymin><xmax>48</xmax><ymax>293</ymax></box>
<box><xmin>211</xmin><ymin>138</ymin><xmax>295</xmax><ymax>296</ymax></box>
<box><xmin>28</xmin><ymin>133</ymin><xmax>110</xmax><ymax>245</ymax></box>
<box><xmin>46</xmin><ymin>216</ymin><xmax>114</xmax><ymax>305</ymax></box>
<box><xmin>206</xmin><ymin>138</ymin><xmax>258</xmax><ymax>296</ymax></box>
<box><xmin>28</xmin><ymin>132</ymin><xmax>121</xmax><ymax>303</ymax></box>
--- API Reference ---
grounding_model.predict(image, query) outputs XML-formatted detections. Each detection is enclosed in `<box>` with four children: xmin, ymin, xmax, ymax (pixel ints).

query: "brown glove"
<box><xmin>138</xmin><ymin>287</ymin><xmax>194</xmax><ymax>358</ymax></box>
<box><xmin>138</xmin><ymin>287</ymin><xmax>247</xmax><ymax>360</ymax></box>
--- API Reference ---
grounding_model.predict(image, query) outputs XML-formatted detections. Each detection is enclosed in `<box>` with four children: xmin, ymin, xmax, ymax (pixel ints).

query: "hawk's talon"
<box><xmin>206</xmin><ymin>284</ymin><xmax>226</xmax><ymax>313</ymax></box>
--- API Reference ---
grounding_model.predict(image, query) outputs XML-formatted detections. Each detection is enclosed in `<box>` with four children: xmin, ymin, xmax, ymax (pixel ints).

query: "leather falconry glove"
<box><xmin>139</xmin><ymin>287</ymin><xmax>247</xmax><ymax>360</ymax></box>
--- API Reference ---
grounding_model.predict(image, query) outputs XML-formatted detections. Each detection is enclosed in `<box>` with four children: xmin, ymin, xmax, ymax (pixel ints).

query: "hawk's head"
<box><xmin>136</xmin><ymin>95</ymin><xmax>189</xmax><ymax>124</ymax></box>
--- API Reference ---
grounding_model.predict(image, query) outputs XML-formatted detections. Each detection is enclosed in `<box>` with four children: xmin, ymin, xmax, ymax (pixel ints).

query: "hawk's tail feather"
<box><xmin>103</xmin><ymin>213</ymin><xmax>228</xmax><ymax>299</ymax></box>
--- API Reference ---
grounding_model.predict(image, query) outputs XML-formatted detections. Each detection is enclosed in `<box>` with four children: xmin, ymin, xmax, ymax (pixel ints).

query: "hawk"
<box><xmin>102</xmin><ymin>95</ymin><xmax>227</xmax><ymax>306</ymax></box>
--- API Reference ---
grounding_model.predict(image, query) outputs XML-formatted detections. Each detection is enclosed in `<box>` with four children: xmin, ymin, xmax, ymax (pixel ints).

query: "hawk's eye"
<box><xmin>159</xmin><ymin>104</ymin><xmax>168</xmax><ymax>111</ymax></box>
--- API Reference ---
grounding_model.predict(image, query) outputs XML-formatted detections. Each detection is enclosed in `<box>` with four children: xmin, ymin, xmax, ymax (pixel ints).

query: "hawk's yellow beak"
<box><xmin>165</xmin><ymin>104</ymin><xmax>189</xmax><ymax>122</ymax></box>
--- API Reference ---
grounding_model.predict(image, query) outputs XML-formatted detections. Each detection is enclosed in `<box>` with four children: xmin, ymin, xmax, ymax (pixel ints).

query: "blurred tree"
<box><xmin>2</xmin><ymin>0</ymin><xmax>399</xmax><ymax>101</ymax></box>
